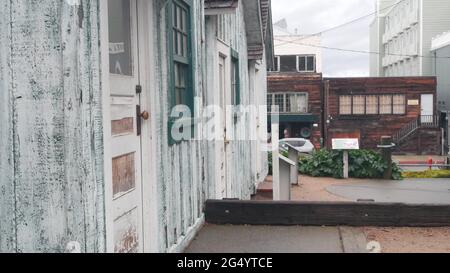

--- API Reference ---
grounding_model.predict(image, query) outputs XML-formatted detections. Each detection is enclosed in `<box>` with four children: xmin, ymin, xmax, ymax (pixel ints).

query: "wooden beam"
<box><xmin>205</xmin><ymin>200</ymin><xmax>450</xmax><ymax>227</ymax></box>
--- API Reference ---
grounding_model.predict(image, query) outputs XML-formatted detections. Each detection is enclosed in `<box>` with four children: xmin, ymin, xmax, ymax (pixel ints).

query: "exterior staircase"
<box><xmin>393</xmin><ymin>115</ymin><xmax>440</xmax><ymax>145</ymax></box>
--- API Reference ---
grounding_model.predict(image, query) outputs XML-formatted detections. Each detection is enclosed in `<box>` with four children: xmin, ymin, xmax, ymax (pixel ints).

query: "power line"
<box><xmin>273</xmin><ymin>39</ymin><xmax>450</xmax><ymax>59</ymax></box>
<box><xmin>275</xmin><ymin>0</ymin><xmax>407</xmax><ymax>48</ymax></box>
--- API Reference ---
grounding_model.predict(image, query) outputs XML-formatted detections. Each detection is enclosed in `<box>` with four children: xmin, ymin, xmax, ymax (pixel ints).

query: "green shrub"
<box><xmin>299</xmin><ymin>149</ymin><xmax>343</xmax><ymax>178</ymax></box>
<box><xmin>298</xmin><ymin>149</ymin><xmax>402</xmax><ymax>180</ymax></box>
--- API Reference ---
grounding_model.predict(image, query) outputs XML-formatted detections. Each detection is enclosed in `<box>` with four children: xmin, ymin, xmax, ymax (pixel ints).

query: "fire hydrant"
<box><xmin>428</xmin><ymin>157</ymin><xmax>433</xmax><ymax>170</ymax></box>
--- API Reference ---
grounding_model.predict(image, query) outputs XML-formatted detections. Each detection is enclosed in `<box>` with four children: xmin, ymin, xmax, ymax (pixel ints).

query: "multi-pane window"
<box><xmin>352</xmin><ymin>95</ymin><xmax>365</xmax><ymax>115</ymax></box>
<box><xmin>171</xmin><ymin>0</ymin><xmax>191</xmax><ymax>108</ymax></box>
<box><xmin>339</xmin><ymin>94</ymin><xmax>405</xmax><ymax>116</ymax></box>
<box><xmin>268</xmin><ymin>93</ymin><xmax>309</xmax><ymax>113</ymax></box>
<box><xmin>339</xmin><ymin>95</ymin><xmax>352</xmax><ymax>115</ymax></box>
<box><xmin>286</xmin><ymin>93</ymin><xmax>308</xmax><ymax>113</ymax></box>
<box><xmin>379</xmin><ymin>95</ymin><xmax>393</xmax><ymax>114</ymax></box>
<box><xmin>274</xmin><ymin>94</ymin><xmax>284</xmax><ymax>113</ymax></box>
<box><xmin>267</xmin><ymin>94</ymin><xmax>273</xmax><ymax>112</ymax></box>
<box><xmin>366</xmin><ymin>95</ymin><xmax>378</xmax><ymax>115</ymax></box>
<box><xmin>297</xmin><ymin>55</ymin><xmax>316</xmax><ymax>72</ymax></box>
<box><xmin>393</xmin><ymin>95</ymin><xmax>406</xmax><ymax>114</ymax></box>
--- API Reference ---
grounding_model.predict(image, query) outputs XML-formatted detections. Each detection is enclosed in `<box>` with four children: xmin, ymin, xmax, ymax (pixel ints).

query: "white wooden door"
<box><xmin>421</xmin><ymin>94</ymin><xmax>434</xmax><ymax>124</ymax></box>
<box><xmin>218</xmin><ymin>54</ymin><xmax>228</xmax><ymax>198</ymax></box>
<box><xmin>108</xmin><ymin>0</ymin><xmax>144</xmax><ymax>253</ymax></box>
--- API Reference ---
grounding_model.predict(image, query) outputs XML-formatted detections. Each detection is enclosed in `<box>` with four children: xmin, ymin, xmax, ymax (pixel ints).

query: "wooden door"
<box><xmin>218</xmin><ymin>54</ymin><xmax>228</xmax><ymax>198</ymax></box>
<box><xmin>421</xmin><ymin>94</ymin><xmax>434</xmax><ymax>124</ymax></box>
<box><xmin>108</xmin><ymin>0</ymin><xmax>144</xmax><ymax>253</ymax></box>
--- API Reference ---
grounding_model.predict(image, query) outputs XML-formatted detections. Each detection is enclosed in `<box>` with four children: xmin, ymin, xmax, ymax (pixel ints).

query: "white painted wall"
<box><xmin>274</xmin><ymin>35</ymin><xmax>323</xmax><ymax>73</ymax></box>
<box><xmin>371</xmin><ymin>0</ymin><xmax>450</xmax><ymax>76</ymax></box>
<box><xmin>0</xmin><ymin>0</ymin><xmax>271</xmax><ymax>253</ymax></box>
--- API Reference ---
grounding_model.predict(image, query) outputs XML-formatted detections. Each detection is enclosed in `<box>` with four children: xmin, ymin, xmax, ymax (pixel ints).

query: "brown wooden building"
<box><xmin>267</xmin><ymin>73</ymin><xmax>323</xmax><ymax>148</ymax></box>
<box><xmin>324</xmin><ymin>77</ymin><xmax>441</xmax><ymax>155</ymax></box>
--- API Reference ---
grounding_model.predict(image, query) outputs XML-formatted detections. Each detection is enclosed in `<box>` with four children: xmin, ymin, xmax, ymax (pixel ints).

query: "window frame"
<box><xmin>271</xmin><ymin>56</ymin><xmax>280</xmax><ymax>72</ymax></box>
<box><xmin>167</xmin><ymin>0</ymin><xmax>195</xmax><ymax>145</ymax></box>
<box><xmin>296</xmin><ymin>55</ymin><xmax>316</xmax><ymax>73</ymax></box>
<box><xmin>338</xmin><ymin>94</ymin><xmax>406</xmax><ymax>117</ymax></box>
<box><xmin>267</xmin><ymin>92</ymin><xmax>309</xmax><ymax>114</ymax></box>
<box><xmin>284</xmin><ymin>92</ymin><xmax>309</xmax><ymax>113</ymax></box>
<box><xmin>231</xmin><ymin>48</ymin><xmax>240</xmax><ymax>106</ymax></box>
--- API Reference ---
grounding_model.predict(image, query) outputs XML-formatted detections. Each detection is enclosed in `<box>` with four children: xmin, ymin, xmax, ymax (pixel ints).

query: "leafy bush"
<box><xmin>402</xmin><ymin>170</ymin><xmax>450</xmax><ymax>179</ymax></box>
<box><xmin>298</xmin><ymin>149</ymin><xmax>402</xmax><ymax>180</ymax></box>
<box><xmin>299</xmin><ymin>149</ymin><xmax>343</xmax><ymax>178</ymax></box>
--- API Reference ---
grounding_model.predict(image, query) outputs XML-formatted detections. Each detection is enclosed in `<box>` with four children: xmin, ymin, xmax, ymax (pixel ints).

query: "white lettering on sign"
<box><xmin>332</xmin><ymin>138</ymin><xmax>360</xmax><ymax>150</ymax></box>
<box><xmin>109</xmin><ymin>42</ymin><xmax>125</xmax><ymax>55</ymax></box>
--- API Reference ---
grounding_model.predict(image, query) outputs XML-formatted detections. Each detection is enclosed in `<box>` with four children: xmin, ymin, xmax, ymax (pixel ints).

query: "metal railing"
<box><xmin>393</xmin><ymin>115</ymin><xmax>439</xmax><ymax>144</ymax></box>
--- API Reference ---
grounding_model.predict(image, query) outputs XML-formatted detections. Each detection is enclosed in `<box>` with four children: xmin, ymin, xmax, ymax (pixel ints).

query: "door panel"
<box><xmin>218</xmin><ymin>55</ymin><xmax>227</xmax><ymax>198</ymax></box>
<box><xmin>108</xmin><ymin>0</ymin><xmax>143</xmax><ymax>253</ymax></box>
<box><xmin>421</xmin><ymin>94</ymin><xmax>434</xmax><ymax>124</ymax></box>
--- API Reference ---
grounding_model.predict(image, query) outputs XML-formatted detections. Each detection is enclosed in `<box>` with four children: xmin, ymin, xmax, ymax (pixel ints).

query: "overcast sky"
<box><xmin>272</xmin><ymin>0</ymin><xmax>375</xmax><ymax>77</ymax></box>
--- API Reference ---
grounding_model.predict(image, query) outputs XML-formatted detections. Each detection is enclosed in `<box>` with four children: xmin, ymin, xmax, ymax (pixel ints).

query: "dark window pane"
<box><xmin>273</xmin><ymin>56</ymin><xmax>279</xmax><ymax>71</ymax></box>
<box><xmin>280</xmin><ymin>55</ymin><xmax>297</xmax><ymax>72</ymax></box>
<box><xmin>108</xmin><ymin>0</ymin><xmax>133</xmax><ymax>76</ymax></box>
<box><xmin>267</xmin><ymin>94</ymin><xmax>273</xmax><ymax>112</ymax></box>
<box><xmin>307</xmin><ymin>56</ymin><xmax>315</xmax><ymax>71</ymax></box>
<box><xmin>298</xmin><ymin>56</ymin><xmax>306</xmax><ymax>71</ymax></box>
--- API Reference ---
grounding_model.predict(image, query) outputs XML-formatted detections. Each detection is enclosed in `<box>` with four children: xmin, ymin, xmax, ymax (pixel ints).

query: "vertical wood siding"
<box><xmin>153</xmin><ymin>0</ymin><xmax>268</xmax><ymax>252</ymax></box>
<box><xmin>0</xmin><ymin>0</ymin><xmax>16</xmax><ymax>252</ymax></box>
<box><xmin>0</xmin><ymin>0</ymin><xmax>105</xmax><ymax>253</ymax></box>
<box><xmin>1</xmin><ymin>0</ymin><xmax>269</xmax><ymax>253</ymax></box>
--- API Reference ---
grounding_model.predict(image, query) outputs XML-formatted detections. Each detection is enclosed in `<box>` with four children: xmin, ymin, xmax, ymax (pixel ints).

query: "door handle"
<box><xmin>136</xmin><ymin>105</ymin><xmax>149</xmax><ymax>136</ymax></box>
<box><xmin>140</xmin><ymin>111</ymin><xmax>150</xmax><ymax>120</ymax></box>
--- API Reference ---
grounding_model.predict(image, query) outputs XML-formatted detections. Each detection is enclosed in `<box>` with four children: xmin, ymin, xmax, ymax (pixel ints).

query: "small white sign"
<box><xmin>408</xmin><ymin>99</ymin><xmax>419</xmax><ymax>106</ymax></box>
<box><xmin>109</xmin><ymin>42</ymin><xmax>125</xmax><ymax>55</ymax></box>
<box><xmin>332</xmin><ymin>138</ymin><xmax>360</xmax><ymax>150</ymax></box>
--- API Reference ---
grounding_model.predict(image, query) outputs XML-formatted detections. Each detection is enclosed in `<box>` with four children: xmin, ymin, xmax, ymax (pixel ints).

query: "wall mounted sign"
<box><xmin>408</xmin><ymin>99</ymin><xmax>419</xmax><ymax>106</ymax></box>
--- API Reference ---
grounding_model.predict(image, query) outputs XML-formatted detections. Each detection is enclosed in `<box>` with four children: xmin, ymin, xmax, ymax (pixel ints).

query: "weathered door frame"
<box><xmin>136</xmin><ymin>0</ymin><xmax>159</xmax><ymax>253</ymax></box>
<box><xmin>100</xmin><ymin>0</ymin><xmax>158</xmax><ymax>253</ymax></box>
<box><xmin>216</xmin><ymin>41</ymin><xmax>232</xmax><ymax>199</ymax></box>
<box><xmin>421</xmin><ymin>93</ymin><xmax>434</xmax><ymax>123</ymax></box>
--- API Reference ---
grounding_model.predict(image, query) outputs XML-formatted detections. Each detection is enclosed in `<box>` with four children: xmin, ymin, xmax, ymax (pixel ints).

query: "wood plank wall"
<box><xmin>324</xmin><ymin>77</ymin><xmax>440</xmax><ymax>154</ymax></box>
<box><xmin>0</xmin><ymin>0</ymin><xmax>105</xmax><ymax>253</ymax></box>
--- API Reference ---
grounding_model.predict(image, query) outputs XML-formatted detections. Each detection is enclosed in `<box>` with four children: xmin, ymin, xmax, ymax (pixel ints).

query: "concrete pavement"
<box><xmin>185</xmin><ymin>224</ymin><xmax>368</xmax><ymax>253</ymax></box>
<box><xmin>327</xmin><ymin>179</ymin><xmax>450</xmax><ymax>204</ymax></box>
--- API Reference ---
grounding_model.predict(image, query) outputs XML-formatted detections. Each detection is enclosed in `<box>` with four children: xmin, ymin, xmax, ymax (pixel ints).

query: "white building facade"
<box><xmin>370</xmin><ymin>0</ymin><xmax>450</xmax><ymax>77</ymax></box>
<box><xmin>272</xmin><ymin>20</ymin><xmax>322</xmax><ymax>73</ymax></box>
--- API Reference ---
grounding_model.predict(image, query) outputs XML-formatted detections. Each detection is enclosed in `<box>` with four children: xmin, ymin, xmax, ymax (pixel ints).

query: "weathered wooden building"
<box><xmin>0</xmin><ymin>0</ymin><xmax>273</xmax><ymax>253</ymax></box>
<box><xmin>267</xmin><ymin>73</ymin><xmax>323</xmax><ymax>148</ymax></box>
<box><xmin>267</xmin><ymin>72</ymin><xmax>441</xmax><ymax>154</ymax></box>
<box><xmin>324</xmin><ymin>77</ymin><xmax>441</xmax><ymax>155</ymax></box>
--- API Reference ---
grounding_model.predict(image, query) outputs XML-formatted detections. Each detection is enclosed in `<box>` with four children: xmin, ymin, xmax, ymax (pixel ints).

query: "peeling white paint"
<box><xmin>0</xmin><ymin>0</ymin><xmax>270</xmax><ymax>253</ymax></box>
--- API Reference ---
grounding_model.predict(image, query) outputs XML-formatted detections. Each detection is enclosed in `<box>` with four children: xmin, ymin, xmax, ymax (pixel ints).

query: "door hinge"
<box><xmin>136</xmin><ymin>85</ymin><xmax>142</xmax><ymax>94</ymax></box>
<box><xmin>137</xmin><ymin>105</ymin><xmax>142</xmax><ymax>136</ymax></box>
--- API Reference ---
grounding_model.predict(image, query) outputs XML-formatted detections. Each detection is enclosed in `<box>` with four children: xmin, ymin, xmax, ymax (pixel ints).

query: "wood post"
<box><xmin>272</xmin><ymin>123</ymin><xmax>280</xmax><ymax>200</ymax></box>
<box><xmin>278</xmin><ymin>156</ymin><xmax>294</xmax><ymax>201</ymax></box>
<box><xmin>287</xmin><ymin>145</ymin><xmax>299</xmax><ymax>185</ymax></box>
<box><xmin>380</xmin><ymin>136</ymin><xmax>393</xmax><ymax>180</ymax></box>
<box><xmin>343</xmin><ymin>151</ymin><xmax>349</xmax><ymax>179</ymax></box>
